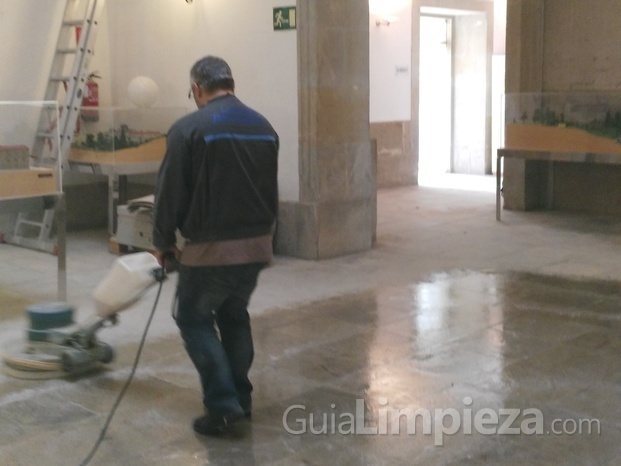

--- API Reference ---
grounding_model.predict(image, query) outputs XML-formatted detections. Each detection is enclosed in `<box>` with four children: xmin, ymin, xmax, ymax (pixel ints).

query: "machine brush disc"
<box><xmin>2</xmin><ymin>343</ymin><xmax>66</xmax><ymax>379</ymax></box>
<box><xmin>2</xmin><ymin>340</ymin><xmax>112</xmax><ymax>379</ymax></box>
<box><xmin>1</xmin><ymin>302</ymin><xmax>74</xmax><ymax>379</ymax></box>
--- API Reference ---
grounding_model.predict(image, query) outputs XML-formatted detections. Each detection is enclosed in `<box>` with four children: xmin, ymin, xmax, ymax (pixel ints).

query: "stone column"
<box><xmin>275</xmin><ymin>0</ymin><xmax>376</xmax><ymax>259</ymax></box>
<box><xmin>505</xmin><ymin>0</ymin><xmax>544</xmax><ymax>94</ymax></box>
<box><xmin>502</xmin><ymin>0</ymin><xmax>545</xmax><ymax>210</ymax></box>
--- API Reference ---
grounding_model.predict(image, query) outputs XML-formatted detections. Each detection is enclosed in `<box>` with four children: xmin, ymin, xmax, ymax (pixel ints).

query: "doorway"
<box><xmin>418</xmin><ymin>15</ymin><xmax>452</xmax><ymax>176</ymax></box>
<box><xmin>418</xmin><ymin>10</ymin><xmax>492</xmax><ymax>191</ymax></box>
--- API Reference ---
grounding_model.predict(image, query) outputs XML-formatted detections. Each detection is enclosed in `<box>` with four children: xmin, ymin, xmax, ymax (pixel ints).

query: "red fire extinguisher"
<box><xmin>81</xmin><ymin>72</ymin><xmax>100</xmax><ymax>122</ymax></box>
<box><xmin>75</xmin><ymin>27</ymin><xmax>100</xmax><ymax>122</ymax></box>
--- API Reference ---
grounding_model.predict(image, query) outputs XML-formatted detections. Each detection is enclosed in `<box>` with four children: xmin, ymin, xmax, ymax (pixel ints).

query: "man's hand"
<box><xmin>154</xmin><ymin>247</ymin><xmax>181</xmax><ymax>272</ymax></box>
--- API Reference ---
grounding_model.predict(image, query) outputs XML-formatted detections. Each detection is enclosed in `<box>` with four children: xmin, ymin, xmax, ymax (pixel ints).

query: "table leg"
<box><xmin>496</xmin><ymin>154</ymin><xmax>502</xmax><ymax>221</ymax></box>
<box><xmin>108</xmin><ymin>174</ymin><xmax>130</xmax><ymax>236</ymax></box>
<box><xmin>56</xmin><ymin>194</ymin><xmax>67</xmax><ymax>301</ymax></box>
<box><xmin>107</xmin><ymin>175</ymin><xmax>116</xmax><ymax>236</ymax></box>
<box><xmin>546</xmin><ymin>161</ymin><xmax>554</xmax><ymax>210</ymax></box>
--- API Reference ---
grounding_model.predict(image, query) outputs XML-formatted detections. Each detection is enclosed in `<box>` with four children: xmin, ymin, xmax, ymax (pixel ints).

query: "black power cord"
<box><xmin>79</xmin><ymin>268</ymin><xmax>169</xmax><ymax>466</ymax></box>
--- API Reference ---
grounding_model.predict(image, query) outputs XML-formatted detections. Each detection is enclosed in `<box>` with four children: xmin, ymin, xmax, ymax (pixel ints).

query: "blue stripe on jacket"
<box><xmin>204</xmin><ymin>133</ymin><xmax>277</xmax><ymax>144</ymax></box>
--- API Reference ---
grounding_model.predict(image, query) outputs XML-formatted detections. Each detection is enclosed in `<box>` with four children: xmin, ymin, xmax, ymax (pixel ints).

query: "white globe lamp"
<box><xmin>127</xmin><ymin>76</ymin><xmax>159</xmax><ymax>108</ymax></box>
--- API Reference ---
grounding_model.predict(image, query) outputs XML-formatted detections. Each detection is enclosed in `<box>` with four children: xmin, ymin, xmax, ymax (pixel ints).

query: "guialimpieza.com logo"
<box><xmin>282</xmin><ymin>397</ymin><xmax>601</xmax><ymax>446</ymax></box>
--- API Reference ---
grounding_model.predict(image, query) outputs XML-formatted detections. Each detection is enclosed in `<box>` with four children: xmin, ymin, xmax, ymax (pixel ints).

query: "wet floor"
<box><xmin>2</xmin><ymin>269</ymin><xmax>621</xmax><ymax>465</ymax></box>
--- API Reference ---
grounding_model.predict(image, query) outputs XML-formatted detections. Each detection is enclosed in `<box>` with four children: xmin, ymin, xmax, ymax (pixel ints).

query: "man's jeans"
<box><xmin>175</xmin><ymin>263</ymin><xmax>264</xmax><ymax>417</ymax></box>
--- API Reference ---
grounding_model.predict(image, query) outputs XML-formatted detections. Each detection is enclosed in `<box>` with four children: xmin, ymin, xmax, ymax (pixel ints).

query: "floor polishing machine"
<box><xmin>2</xmin><ymin>252</ymin><xmax>173</xmax><ymax>379</ymax></box>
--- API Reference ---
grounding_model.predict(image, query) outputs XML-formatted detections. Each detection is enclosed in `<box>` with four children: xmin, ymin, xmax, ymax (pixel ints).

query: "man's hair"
<box><xmin>190</xmin><ymin>55</ymin><xmax>235</xmax><ymax>93</ymax></box>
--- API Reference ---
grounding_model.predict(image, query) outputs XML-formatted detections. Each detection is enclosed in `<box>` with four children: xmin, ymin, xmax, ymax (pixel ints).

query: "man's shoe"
<box><xmin>193</xmin><ymin>410</ymin><xmax>245</xmax><ymax>436</ymax></box>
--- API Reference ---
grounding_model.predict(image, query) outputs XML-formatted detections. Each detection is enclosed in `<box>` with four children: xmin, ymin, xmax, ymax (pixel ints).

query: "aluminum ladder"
<box><xmin>9</xmin><ymin>0</ymin><xmax>105</xmax><ymax>253</ymax></box>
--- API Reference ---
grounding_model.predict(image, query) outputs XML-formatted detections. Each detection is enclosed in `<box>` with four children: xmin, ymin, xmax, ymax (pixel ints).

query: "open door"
<box><xmin>419</xmin><ymin>11</ymin><xmax>489</xmax><ymax>177</ymax></box>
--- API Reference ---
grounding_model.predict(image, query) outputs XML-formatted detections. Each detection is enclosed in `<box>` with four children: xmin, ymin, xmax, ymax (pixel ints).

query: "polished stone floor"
<box><xmin>2</xmin><ymin>179</ymin><xmax>621</xmax><ymax>465</ymax></box>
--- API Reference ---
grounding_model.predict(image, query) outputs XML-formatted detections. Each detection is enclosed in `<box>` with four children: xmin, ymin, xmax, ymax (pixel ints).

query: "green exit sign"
<box><xmin>273</xmin><ymin>7</ymin><xmax>296</xmax><ymax>30</ymax></box>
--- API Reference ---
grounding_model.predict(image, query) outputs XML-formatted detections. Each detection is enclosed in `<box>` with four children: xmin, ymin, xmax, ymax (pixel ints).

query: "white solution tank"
<box><xmin>93</xmin><ymin>252</ymin><xmax>161</xmax><ymax>317</ymax></box>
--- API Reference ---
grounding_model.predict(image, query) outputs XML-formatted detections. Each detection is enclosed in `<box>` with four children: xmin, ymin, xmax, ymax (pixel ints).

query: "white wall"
<box><xmin>0</xmin><ymin>0</ymin><xmax>299</xmax><ymax>201</ymax></box>
<box><xmin>369</xmin><ymin>1</ymin><xmax>413</xmax><ymax>123</ymax></box>
<box><xmin>0</xmin><ymin>1</ymin><xmax>63</xmax><ymax>101</ymax></box>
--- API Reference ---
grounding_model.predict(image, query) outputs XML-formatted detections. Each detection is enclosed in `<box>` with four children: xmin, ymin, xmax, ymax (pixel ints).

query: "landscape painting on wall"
<box><xmin>70</xmin><ymin>107</ymin><xmax>186</xmax><ymax>165</ymax></box>
<box><xmin>504</xmin><ymin>93</ymin><xmax>621</xmax><ymax>155</ymax></box>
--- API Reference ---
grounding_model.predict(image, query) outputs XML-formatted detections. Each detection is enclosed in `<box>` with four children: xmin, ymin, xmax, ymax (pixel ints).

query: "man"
<box><xmin>152</xmin><ymin>56</ymin><xmax>279</xmax><ymax>436</ymax></box>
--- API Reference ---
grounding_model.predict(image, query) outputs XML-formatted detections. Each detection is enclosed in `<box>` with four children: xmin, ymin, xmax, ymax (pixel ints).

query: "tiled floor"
<box><xmin>2</xmin><ymin>178</ymin><xmax>621</xmax><ymax>465</ymax></box>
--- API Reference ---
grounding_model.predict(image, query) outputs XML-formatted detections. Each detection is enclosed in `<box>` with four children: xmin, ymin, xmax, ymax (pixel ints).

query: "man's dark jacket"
<box><xmin>153</xmin><ymin>94</ymin><xmax>279</xmax><ymax>250</ymax></box>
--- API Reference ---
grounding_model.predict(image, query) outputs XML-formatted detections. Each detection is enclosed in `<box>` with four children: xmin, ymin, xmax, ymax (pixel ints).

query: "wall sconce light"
<box><xmin>375</xmin><ymin>15</ymin><xmax>398</xmax><ymax>27</ymax></box>
<box><xmin>185</xmin><ymin>0</ymin><xmax>193</xmax><ymax>3</ymax></box>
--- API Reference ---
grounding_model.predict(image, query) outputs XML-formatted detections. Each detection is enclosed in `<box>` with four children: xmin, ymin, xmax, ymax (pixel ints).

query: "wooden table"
<box><xmin>496</xmin><ymin>148</ymin><xmax>621</xmax><ymax>221</ymax></box>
